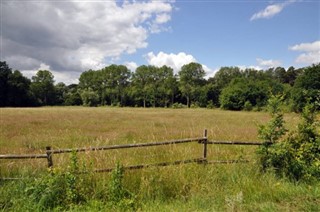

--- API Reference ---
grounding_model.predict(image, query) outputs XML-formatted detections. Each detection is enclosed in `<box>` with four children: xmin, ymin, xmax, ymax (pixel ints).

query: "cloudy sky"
<box><xmin>1</xmin><ymin>0</ymin><xmax>319</xmax><ymax>84</ymax></box>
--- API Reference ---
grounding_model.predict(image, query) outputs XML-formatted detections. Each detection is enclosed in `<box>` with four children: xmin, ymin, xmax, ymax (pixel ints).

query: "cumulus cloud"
<box><xmin>146</xmin><ymin>51</ymin><xmax>196</xmax><ymax>72</ymax></box>
<box><xmin>124</xmin><ymin>61</ymin><xmax>138</xmax><ymax>72</ymax></box>
<box><xmin>1</xmin><ymin>0</ymin><xmax>174</xmax><ymax>83</ymax></box>
<box><xmin>145</xmin><ymin>51</ymin><xmax>214</xmax><ymax>77</ymax></box>
<box><xmin>256</xmin><ymin>58</ymin><xmax>282</xmax><ymax>68</ymax></box>
<box><xmin>250</xmin><ymin>0</ymin><xmax>296</xmax><ymax>21</ymax></box>
<box><xmin>21</xmin><ymin>63</ymin><xmax>80</xmax><ymax>85</ymax></box>
<box><xmin>289</xmin><ymin>40</ymin><xmax>320</xmax><ymax>64</ymax></box>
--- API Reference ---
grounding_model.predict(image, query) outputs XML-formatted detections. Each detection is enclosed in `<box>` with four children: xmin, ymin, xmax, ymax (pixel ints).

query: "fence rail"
<box><xmin>205</xmin><ymin>140</ymin><xmax>270</xmax><ymax>145</ymax></box>
<box><xmin>0</xmin><ymin>154</ymin><xmax>47</xmax><ymax>159</ymax></box>
<box><xmin>49</xmin><ymin>137</ymin><xmax>207</xmax><ymax>154</ymax></box>
<box><xmin>0</xmin><ymin>129</ymin><xmax>269</xmax><ymax>176</ymax></box>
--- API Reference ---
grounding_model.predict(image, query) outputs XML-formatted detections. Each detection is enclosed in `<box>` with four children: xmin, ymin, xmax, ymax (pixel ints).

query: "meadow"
<box><xmin>0</xmin><ymin>107</ymin><xmax>319</xmax><ymax>211</ymax></box>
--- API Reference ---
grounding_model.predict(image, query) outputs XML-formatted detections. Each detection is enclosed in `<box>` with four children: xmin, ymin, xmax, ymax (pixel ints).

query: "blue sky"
<box><xmin>1</xmin><ymin>0</ymin><xmax>319</xmax><ymax>84</ymax></box>
<box><xmin>122</xmin><ymin>0</ymin><xmax>319</xmax><ymax>75</ymax></box>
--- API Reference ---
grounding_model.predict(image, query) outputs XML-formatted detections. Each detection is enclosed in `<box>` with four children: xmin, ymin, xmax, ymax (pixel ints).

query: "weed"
<box><xmin>108</xmin><ymin>162</ymin><xmax>138</xmax><ymax>210</ymax></box>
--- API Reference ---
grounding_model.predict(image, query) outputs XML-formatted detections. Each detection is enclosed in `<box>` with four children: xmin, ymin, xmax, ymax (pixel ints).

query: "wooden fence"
<box><xmin>0</xmin><ymin>129</ymin><xmax>269</xmax><ymax>174</ymax></box>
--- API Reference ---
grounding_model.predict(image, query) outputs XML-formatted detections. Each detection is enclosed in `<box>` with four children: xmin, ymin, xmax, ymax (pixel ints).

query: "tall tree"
<box><xmin>7</xmin><ymin>70</ymin><xmax>34</xmax><ymax>106</ymax></box>
<box><xmin>30</xmin><ymin>70</ymin><xmax>56</xmax><ymax>105</ymax></box>
<box><xmin>178</xmin><ymin>62</ymin><xmax>205</xmax><ymax>107</ymax></box>
<box><xmin>0</xmin><ymin>61</ymin><xmax>12</xmax><ymax>106</ymax></box>
<box><xmin>101</xmin><ymin>65</ymin><xmax>131</xmax><ymax>106</ymax></box>
<box><xmin>130</xmin><ymin>65</ymin><xmax>155</xmax><ymax>107</ymax></box>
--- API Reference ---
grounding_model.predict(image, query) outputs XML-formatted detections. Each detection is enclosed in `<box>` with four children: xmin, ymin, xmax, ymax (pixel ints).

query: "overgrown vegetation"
<box><xmin>1</xmin><ymin>107</ymin><xmax>319</xmax><ymax>211</ymax></box>
<box><xmin>258</xmin><ymin>96</ymin><xmax>320</xmax><ymax>182</ymax></box>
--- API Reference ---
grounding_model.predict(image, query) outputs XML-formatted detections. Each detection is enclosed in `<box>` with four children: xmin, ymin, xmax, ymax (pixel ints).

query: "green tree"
<box><xmin>0</xmin><ymin>61</ymin><xmax>12</xmax><ymax>106</ymax></box>
<box><xmin>219</xmin><ymin>78</ymin><xmax>270</xmax><ymax>110</ymax></box>
<box><xmin>80</xmin><ymin>88</ymin><xmax>99</xmax><ymax>107</ymax></box>
<box><xmin>291</xmin><ymin>64</ymin><xmax>320</xmax><ymax>111</ymax></box>
<box><xmin>64</xmin><ymin>84</ymin><xmax>82</xmax><ymax>106</ymax></box>
<box><xmin>7</xmin><ymin>70</ymin><xmax>36</xmax><ymax>106</ymax></box>
<box><xmin>54</xmin><ymin>82</ymin><xmax>67</xmax><ymax>105</ymax></box>
<box><xmin>178</xmin><ymin>62</ymin><xmax>205</xmax><ymax>107</ymax></box>
<box><xmin>213</xmin><ymin>66</ymin><xmax>242</xmax><ymax>89</ymax></box>
<box><xmin>30</xmin><ymin>70</ymin><xmax>56</xmax><ymax>105</ymax></box>
<box><xmin>130</xmin><ymin>65</ymin><xmax>155</xmax><ymax>107</ymax></box>
<box><xmin>101</xmin><ymin>65</ymin><xmax>131</xmax><ymax>106</ymax></box>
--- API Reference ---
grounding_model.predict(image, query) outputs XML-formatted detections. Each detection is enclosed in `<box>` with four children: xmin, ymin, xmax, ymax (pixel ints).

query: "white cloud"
<box><xmin>124</xmin><ymin>61</ymin><xmax>138</xmax><ymax>72</ymax></box>
<box><xmin>145</xmin><ymin>51</ymin><xmax>213</xmax><ymax>76</ymax></box>
<box><xmin>2</xmin><ymin>0</ymin><xmax>174</xmax><ymax>84</ymax></box>
<box><xmin>146</xmin><ymin>51</ymin><xmax>196</xmax><ymax>73</ymax></box>
<box><xmin>238</xmin><ymin>65</ymin><xmax>263</xmax><ymax>71</ymax></box>
<box><xmin>256</xmin><ymin>58</ymin><xmax>282</xmax><ymax>68</ymax></box>
<box><xmin>21</xmin><ymin>63</ymin><xmax>80</xmax><ymax>85</ymax></box>
<box><xmin>290</xmin><ymin>40</ymin><xmax>320</xmax><ymax>52</ymax></box>
<box><xmin>250</xmin><ymin>0</ymin><xmax>296</xmax><ymax>21</ymax></box>
<box><xmin>289</xmin><ymin>40</ymin><xmax>320</xmax><ymax>64</ymax></box>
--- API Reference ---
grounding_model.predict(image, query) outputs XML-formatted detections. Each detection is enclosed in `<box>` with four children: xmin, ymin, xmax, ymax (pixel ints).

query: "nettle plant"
<box><xmin>258</xmin><ymin>96</ymin><xmax>320</xmax><ymax>182</ymax></box>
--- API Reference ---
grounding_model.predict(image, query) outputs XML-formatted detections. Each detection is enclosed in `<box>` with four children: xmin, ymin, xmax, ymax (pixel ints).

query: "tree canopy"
<box><xmin>1</xmin><ymin>60</ymin><xmax>319</xmax><ymax>111</ymax></box>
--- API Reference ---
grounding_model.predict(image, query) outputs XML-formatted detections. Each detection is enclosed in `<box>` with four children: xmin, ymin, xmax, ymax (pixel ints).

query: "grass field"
<box><xmin>0</xmin><ymin>107</ymin><xmax>319</xmax><ymax>211</ymax></box>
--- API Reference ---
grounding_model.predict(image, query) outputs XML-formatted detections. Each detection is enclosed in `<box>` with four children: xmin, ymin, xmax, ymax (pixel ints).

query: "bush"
<box><xmin>258</xmin><ymin>97</ymin><xmax>320</xmax><ymax>182</ymax></box>
<box><xmin>243</xmin><ymin>101</ymin><xmax>253</xmax><ymax>111</ymax></box>
<box><xmin>24</xmin><ymin>152</ymin><xmax>90</xmax><ymax>210</ymax></box>
<box><xmin>172</xmin><ymin>103</ymin><xmax>187</xmax><ymax>109</ymax></box>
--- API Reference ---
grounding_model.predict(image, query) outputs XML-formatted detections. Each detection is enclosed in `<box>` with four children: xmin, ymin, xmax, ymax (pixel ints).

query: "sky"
<box><xmin>1</xmin><ymin>0</ymin><xmax>319</xmax><ymax>85</ymax></box>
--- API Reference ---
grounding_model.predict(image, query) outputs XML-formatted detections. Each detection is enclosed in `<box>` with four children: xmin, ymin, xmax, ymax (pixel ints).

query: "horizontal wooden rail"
<box><xmin>0</xmin><ymin>154</ymin><xmax>47</xmax><ymax>159</ymax></box>
<box><xmin>91</xmin><ymin>158</ymin><xmax>206</xmax><ymax>173</ymax></box>
<box><xmin>49</xmin><ymin>137</ymin><xmax>206</xmax><ymax>154</ymax></box>
<box><xmin>206</xmin><ymin>159</ymin><xmax>249</xmax><ymax>164</ymax></box>
<box><xmin>204</xmin><ymin>140</ymin><xmax>272</xmax><ymax>145</ymax></box>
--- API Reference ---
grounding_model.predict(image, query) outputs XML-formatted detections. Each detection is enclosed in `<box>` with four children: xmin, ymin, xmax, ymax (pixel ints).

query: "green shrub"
<box><xmin>172</xmin><ymin>103</ymin><xmax>187</xmax><ymax>109</ymax></box>
<box><xmin>243</xmin><ymin>101</ymin><xmax>253</xmax><ymax>111</ymax></box>
<box><xmin>258</xmin><ymin>97</ymin><xmax>320</xmax><ymax>182</ymax></box>
<box><xmin>24</xmin><ymin>152</ymin><xmax>90</xmax><ymax>210</ymax></box>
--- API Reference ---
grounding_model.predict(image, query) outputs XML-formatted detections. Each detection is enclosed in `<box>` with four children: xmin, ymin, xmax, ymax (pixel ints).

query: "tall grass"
<box><xmin>1</xmin><ymin>107</ymin><xmax>318</xmax><ymax>211</ymax></box>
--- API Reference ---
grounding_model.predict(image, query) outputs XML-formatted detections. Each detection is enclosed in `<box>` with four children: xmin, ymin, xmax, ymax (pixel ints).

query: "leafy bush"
<box><xmin>172</xmin><ymin>103</ymin><xmax>187</xmax><ymax>109</ymax></box>
<box><xmin>243</xmin><ymin>101</ymin><xmax>253</xmax><ymax>111</ymax></box>
<box><xmin>24</xmin><ymin>152</ymin><xmax>90</xmax><ymax>210</ymax></box>
<box><xmin>258</xmin><ymin>97</ymin><xmax>320</xmax><ymax>182</ymax></box>
<box><xmin>219</xmin><ymin>78</ymin><xmax>270</xmax><ymax>110</ymax></box>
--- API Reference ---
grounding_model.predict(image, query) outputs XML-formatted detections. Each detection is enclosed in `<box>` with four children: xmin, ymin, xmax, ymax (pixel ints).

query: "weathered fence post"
<box><xmin>46</xmin><ymin>146</ymin><xmax>53</xmax><ymax>168</ymax></box>
<box><xmin>203</xmin><ymin>129</ymin><xmax>208</xmax><ymax>162</ymax></box>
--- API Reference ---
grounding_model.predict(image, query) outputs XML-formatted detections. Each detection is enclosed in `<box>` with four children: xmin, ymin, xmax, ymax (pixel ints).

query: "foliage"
<box><xmin>108</xmin><ymin>162</ymin><xmax>138</xmax><ymax>210</ymax></box>
<box><xmin>30</xmin><ymin>70</ymin><xmax>56</xmax><ymax>105</ymax></box>
<box><xmin>172</xmin><ymin>102</ymin><xmax>187</xmax><ymax>109</ymax></box>
<box><xmin>80</xmin><ymin>88</ymin><xmax>100</xmax><ymax>107</ymax></box>
<box><xmin>258</xmin><ymin>98</ymin><xmax>320</xmax><ymax>182</ymax></box>
<box><xmin>291</xmin><ymin>64</ymin><xmax>320</xmax><ymax>111</ymax></box>
<box><xmin>178</xmin><ymin>62</ymin><xmax>205</xmax><ymax>107</ymax></box>
<box><xmin>24</xmin><ymin>152</ymin><xmax>89</xmax><ymax>210</ymax></box>
<box><xmin>220</xmin><ymin>78</ymin><xmax>270</xmax><ymax>110</ymax></box>
<box><xmin>0</xmin><ymin>61</ymin><xmax>36</xmax><ymax>106</ymax></box>
<box><xmin>258</xmin><ymin>96</ymin><xmax>287</xmax><ymax>143</ymax></box>
<box><xmin>1</xmin><ymin>61</ymin><xmax>318</xmax><ymax>111</ymax></box>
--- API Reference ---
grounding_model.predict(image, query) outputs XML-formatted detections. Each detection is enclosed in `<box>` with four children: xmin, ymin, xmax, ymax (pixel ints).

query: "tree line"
<box><xmin>1</xmin><ymin>61</ymin><xmax>319</xmax><ymax>111</ymax></box>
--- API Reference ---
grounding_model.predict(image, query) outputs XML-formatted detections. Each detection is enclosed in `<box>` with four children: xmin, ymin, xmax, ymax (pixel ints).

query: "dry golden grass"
<box><xmin>0</xmin><ymin>106</ymin><xmax>300</xmax><ymax>177</ymax></box>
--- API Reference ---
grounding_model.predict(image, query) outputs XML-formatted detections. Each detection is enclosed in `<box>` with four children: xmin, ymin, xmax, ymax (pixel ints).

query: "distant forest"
<box><xmin>1</xmin><ymin>61</ymin><xmax>319</xmax><ymax>111</ymax></box>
